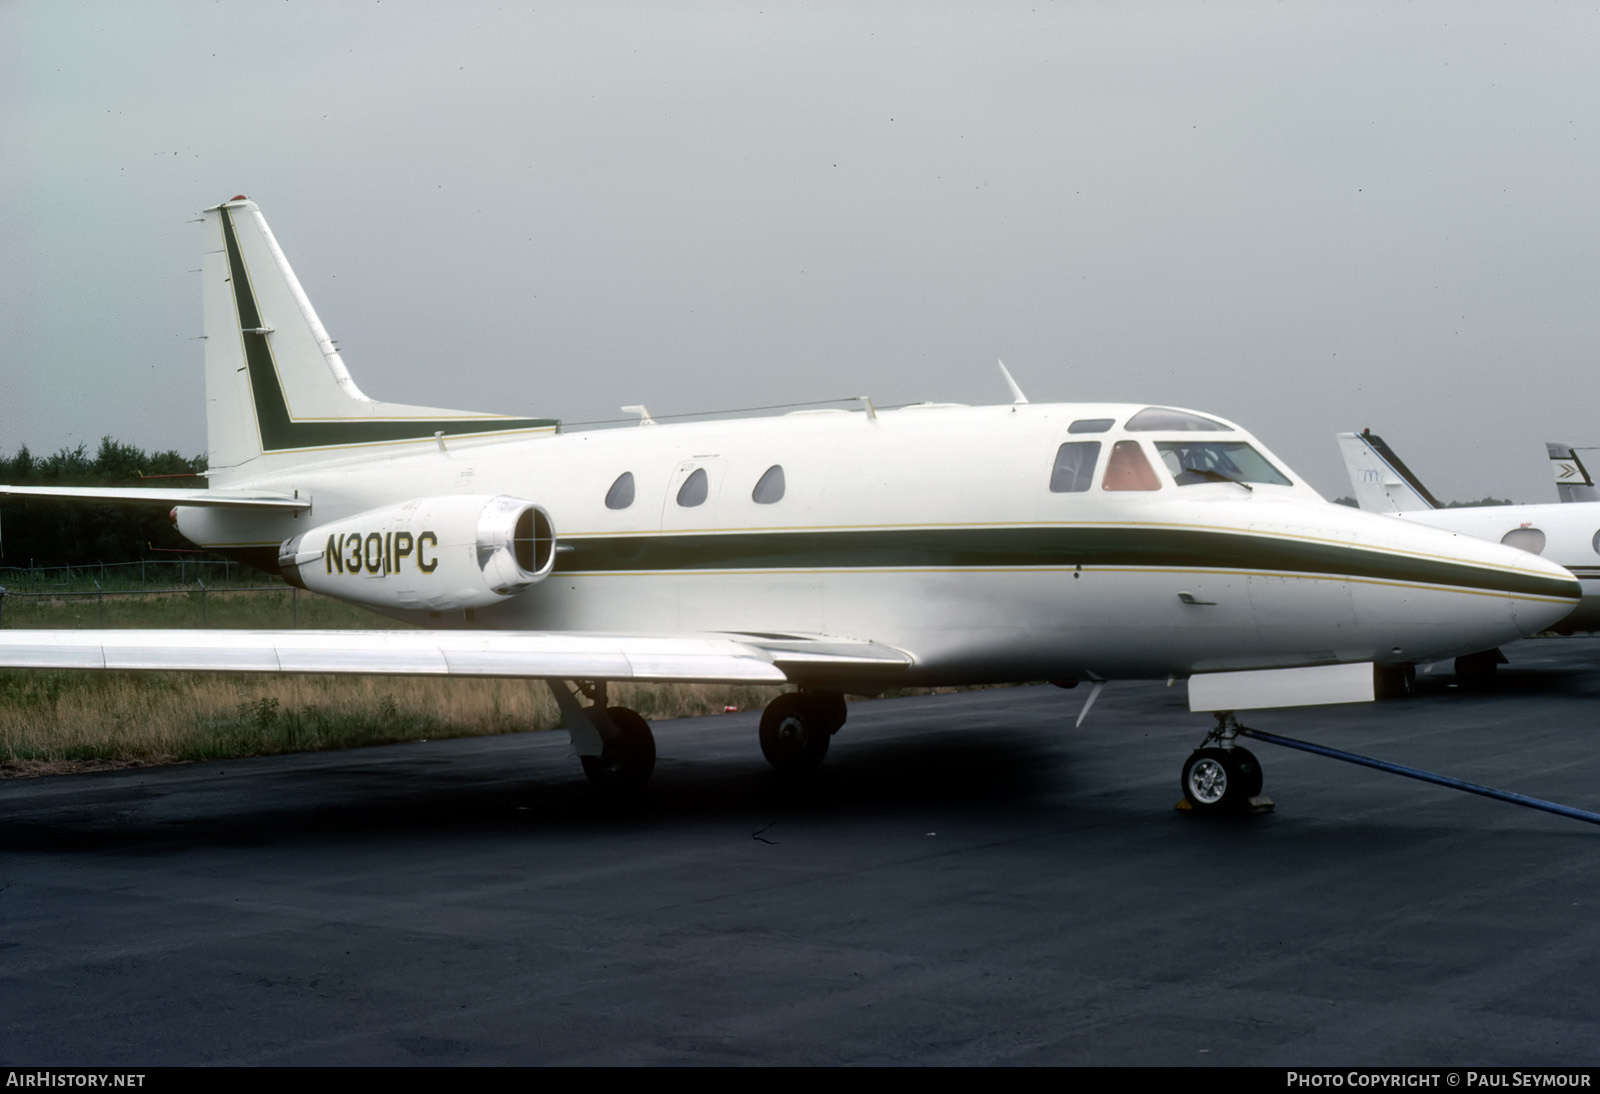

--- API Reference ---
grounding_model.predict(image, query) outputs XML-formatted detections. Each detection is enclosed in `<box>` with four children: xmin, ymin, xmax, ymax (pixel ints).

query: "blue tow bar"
<box><xmin>1237</xmin><ymin>727</ymin><xmax>1600</xmax><ymax>828</ymax></box>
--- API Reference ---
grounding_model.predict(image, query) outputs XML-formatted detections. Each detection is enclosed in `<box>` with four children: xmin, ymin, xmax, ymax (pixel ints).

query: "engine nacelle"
<box><xmin>278</xmin><ymin>495</ymin><xmax>555</xmax><ymax>614</ymax></box>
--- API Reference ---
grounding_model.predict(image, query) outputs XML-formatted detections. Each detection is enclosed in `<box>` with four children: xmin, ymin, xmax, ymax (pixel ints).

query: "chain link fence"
<box><xmin>0</xmin><ymin>557</ymin><xmax>271</xmax><ymax>589</ymax></box>
<box><xmin>0</xmin><ymin>583</ymin><xmax>310</xmax><ymax>629</ymax></box>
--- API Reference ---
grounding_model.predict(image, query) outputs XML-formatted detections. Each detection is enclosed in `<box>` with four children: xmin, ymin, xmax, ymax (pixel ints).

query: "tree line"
<box><xmin>0</xmin><ymin>439</ymin><xmax>206</xmax><ymax>567</ymax></box>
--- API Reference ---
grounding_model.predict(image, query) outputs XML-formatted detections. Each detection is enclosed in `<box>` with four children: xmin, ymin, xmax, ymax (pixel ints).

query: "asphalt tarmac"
<box><xmin>5</xmin><ymin>637</ymin><xmax>1600</xmax><ymax>1066</ymax></box>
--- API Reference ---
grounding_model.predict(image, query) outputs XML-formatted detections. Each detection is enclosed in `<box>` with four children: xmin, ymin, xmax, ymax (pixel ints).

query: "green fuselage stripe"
<box><xmin>556</xmin><ymin>526</ymin><xmax>1578</xmax><ymax>599</ymax></box>
<box><xmin>220</xmin><ymin>208</ymin><xmax>557</xmax><ymax>451</ymax></box>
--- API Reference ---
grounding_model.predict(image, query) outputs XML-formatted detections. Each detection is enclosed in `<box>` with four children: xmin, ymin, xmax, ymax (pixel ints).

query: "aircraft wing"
<box><xmin>0</xmin><ymin>629</ymin><xmax>912</xmax><ymax>684</ymax></box>
<box><xmin>0</xmin><ymin>485</ymin><xmax>310</xmax><ymax>511</ymax></box>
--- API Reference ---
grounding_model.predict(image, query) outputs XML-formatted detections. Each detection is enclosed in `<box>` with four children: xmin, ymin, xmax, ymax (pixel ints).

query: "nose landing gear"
<box><xmin>1180</xmin><ymin>712</ymin><xmax>1272</xmax><ymax>815</ymax></box>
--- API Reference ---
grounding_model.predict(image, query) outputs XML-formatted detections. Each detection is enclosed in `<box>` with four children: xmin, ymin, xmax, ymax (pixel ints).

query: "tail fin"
<box><xmin>1546</xmin><ymin>442</ymin><xmax>1599</xmax><ymax>503</ymax></box>
<box><xmin>1335</xmin><ymin>430</ymin><xmax>1440</xmax><ymax>513</ymax></box>
<box><xmin>201</xmin><ymin>197</ymin><xmax>556</xmax><ymax>482</ymax></box>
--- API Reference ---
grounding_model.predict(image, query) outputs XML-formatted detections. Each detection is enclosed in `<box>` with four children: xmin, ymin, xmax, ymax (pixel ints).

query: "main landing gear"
<box><xmin>1180</xmin><ymin>712</ymin><xmax>1268</xmax><ymax>815</ymax></box>
<box><xmin>1454</xmin><ymin>648</ymin><xmax>1506</xmax><ymax>690</ymax></box>
<box><xmin>548</xmin><ymin>680</ymin><xmax>655</xmax><ymax>789</ymax></box>
<box><xmin>759</xmin><ymin>689</ymin><xmax>848</xmax><ymax>775</ymax></box>
<box><xmin>579</xmin><ymin>706</ymin><xmax>655</xmax><ymax>788</ymax></box>
<box><xmin>547</xmin><ymin>682</ymin><xmax>850</xmax><ymax>789</ymax></box>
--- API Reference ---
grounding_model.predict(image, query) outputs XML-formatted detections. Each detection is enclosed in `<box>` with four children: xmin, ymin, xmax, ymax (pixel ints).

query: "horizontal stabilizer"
<box><xmin>0</xmin><ymin>485</ymin><xmax>309</xmax><ymax>510</ymax></box>
<box><xmin>1335</xmin><ymin>430</ymin><xmax>1439</xmax><ymax>513</ymax></box>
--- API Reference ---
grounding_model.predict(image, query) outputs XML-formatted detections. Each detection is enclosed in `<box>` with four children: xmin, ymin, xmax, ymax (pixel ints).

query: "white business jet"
<box><xmin>0</xmin><ymin>199</ymin><xmax>1580</xmax><ymax>813</ymax></box>
<box><xmin>1337</xmin><ymin>429</ymin><xmax>1600</xmax><ymax>681</ymax></box>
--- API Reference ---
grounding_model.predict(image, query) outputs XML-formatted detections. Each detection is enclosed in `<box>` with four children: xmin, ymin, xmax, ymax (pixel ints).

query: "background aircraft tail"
<box><xmin>1335</xmin><ymin>430</ymin><xmax>1440</xmax><ymax>513</ymax></box>
<box><xmin>1546</xmin><ymin>442</ymin><xmax>1599</xmax><ymax>503</ymax></box>
<box><xmin>201</xmin><ymin>197</ymin><xmax>556</xmax><ymax>483</ymax></box>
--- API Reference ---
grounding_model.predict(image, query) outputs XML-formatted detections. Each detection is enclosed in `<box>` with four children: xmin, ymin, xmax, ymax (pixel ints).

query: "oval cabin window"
<box><xmin>605</xmin><ymin>472</ymin><xmax>635</xmax><ymax>510</ymax></box>
<box><xmin>752</xmin><ymin>465</ymin><xmax>786</xmax><ymax>504</ymax></box>
<box><xmin>1500</xmin><ymin>527</ymin><xmax>1547</xmax><ymax>555</ymax></box>
<box><xmin>677</xmin><ymin>467</ymin><xmax>709</xmax><ymax>508</ymax></box>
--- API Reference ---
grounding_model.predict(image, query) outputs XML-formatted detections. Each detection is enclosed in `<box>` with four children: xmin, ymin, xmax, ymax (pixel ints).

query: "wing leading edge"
<box><xmin>0</xmin><ymin>629</ymin><xmax>912</xmax><ymax>684</ymax></box>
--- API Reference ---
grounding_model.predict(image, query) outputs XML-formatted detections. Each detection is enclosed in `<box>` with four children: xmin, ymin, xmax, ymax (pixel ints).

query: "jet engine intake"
<box><xmin>278</xmin><ymin>494</ymin><xmax>555</xmax><ymax>613</ymax></box>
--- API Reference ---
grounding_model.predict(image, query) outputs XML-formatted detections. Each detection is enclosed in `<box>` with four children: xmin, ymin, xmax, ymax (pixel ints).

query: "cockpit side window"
<box><xmin>1126</xmin><ymin>407</ymin><xmax>1230</xmax><ymax>432</ymax></box>
<box><xmin>1102</xmin><ymin>440</ymin><xmax>1162</xmax><ymax>491</ymax></box>
<box><xmin>605</xmin><ymin>471</ymin><xmax>635</xmax><ymax>510</ymax></box>
<box><xmin>1049</xmin><ymin>442</ymin><xmax>1101</xmax><ymax>493</ymax></box>
<box><xmin>1155</xmin><ymin>441</ymin><xmax>1292</xmax><ymax>487</ymax></box>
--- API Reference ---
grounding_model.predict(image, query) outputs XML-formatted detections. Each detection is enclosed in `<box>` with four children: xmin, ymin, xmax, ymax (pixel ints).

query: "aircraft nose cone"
<box><xmin>1507</xmin><ymin>554</ymin><xmax>1582</xmax><ymax>634</ymax></box>
<box><xmin>1393</xmin><ymin>524</ymin><xmax>1580</xmax><ymax>655</ymax></box>
<box><xmin>1278</xmin><ymin>504</ymin><xmax>1583</xmax><ymax>665</ymax></box>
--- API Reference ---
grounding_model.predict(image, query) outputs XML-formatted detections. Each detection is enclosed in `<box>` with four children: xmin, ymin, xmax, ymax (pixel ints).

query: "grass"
<box><xmin>0</xmin><ymin>671</ymin><xmax>784</xmax><ymax>776</ymax></box>
<box><xmin>0</xmin><ymin>584</ymin><xmax>785</xmax><ymax>776</ymax></box>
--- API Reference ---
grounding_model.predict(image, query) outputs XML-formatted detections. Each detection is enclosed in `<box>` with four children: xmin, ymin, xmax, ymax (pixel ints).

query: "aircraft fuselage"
<box><xmin>180</xmin><ymin>401</ymin><xmax>1578</xmax><ymax>689</ymax></box>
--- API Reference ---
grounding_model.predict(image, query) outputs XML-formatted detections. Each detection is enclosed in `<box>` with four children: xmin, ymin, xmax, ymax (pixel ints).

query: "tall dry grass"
<box><xmin>0</xmin><ymin>671</ymin><xmax>783</xmax><ymax>775</ymax></box>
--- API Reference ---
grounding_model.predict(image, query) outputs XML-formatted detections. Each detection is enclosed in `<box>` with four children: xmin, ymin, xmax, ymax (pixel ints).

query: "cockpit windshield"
<box><xmin>1155</xmin><ymin>441</ymin><xmax>1292</xmax><ymax>487</ymax></box>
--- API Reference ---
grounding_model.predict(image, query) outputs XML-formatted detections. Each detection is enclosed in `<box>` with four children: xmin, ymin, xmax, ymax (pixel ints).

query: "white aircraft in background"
<box><xmin>0</xmin><ymin>198</ymin><xmax>1580</xmax><ymax>813</ymax></box>
<box><xmin>1337</xmin><ymin>429</ymin><xmax>1600</xmax><ymax>682</ymax></box>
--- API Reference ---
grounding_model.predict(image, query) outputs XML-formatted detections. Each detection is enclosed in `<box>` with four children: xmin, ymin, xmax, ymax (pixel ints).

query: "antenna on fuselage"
<box><xmin>997</xmin><ymin>359</ymin><xmax>1029</xmax><ymax>405</ymax></box>
<box><xmin>621</xmin><ymin>405</ymin><xmax>657</xmax><ymax>426</ymax></box>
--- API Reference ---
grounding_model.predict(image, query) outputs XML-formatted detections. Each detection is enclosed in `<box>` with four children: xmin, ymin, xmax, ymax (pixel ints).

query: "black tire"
<box><xmin>1455</xmin><ymin>649</ymin><xmax>1502</xmax><ymax>690</ymax></box>
<box><xmin>580</xmin><ymin>706</ymin><xmax>656</xmax><ymax>789</ymax></box>
<box><xmin>759</xmin><ymin>693</ymin><xmax>832</xmax><ymax>773</ymax></box>
<box><xmin>803</xmin><ymin>689</ymin><xmax>848</xmax><ymax>734</ymax></box>
<box><xmin>1181</xmin><ymin>747</ymin><xmax>1258</xmax><ymax>814</ymax></box>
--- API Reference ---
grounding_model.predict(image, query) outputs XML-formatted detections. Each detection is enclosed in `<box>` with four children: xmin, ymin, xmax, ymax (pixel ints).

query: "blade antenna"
<box><xmin>997</xmin><ymin>359</ymin><xmax>1029</xmax><ymax>405</ymax></box>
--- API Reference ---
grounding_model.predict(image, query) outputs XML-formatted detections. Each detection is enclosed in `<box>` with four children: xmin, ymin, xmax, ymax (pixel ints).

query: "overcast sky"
<box><xmin>4</xmin><ymin>1</ymin><xmax>1599</xmax><ymax>503</ymax></box>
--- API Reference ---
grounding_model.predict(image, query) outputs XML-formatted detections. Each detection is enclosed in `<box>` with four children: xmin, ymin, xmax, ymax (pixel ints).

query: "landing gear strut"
<box><xmin>1180</xmin><ymin>711</ymin><xmax>1267</xmax><ymax>815</ymax></box>
<box><xmin>759</xmin><ymin>690</ymin><xmax>847</xmax><ymax>774</ymax></box>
